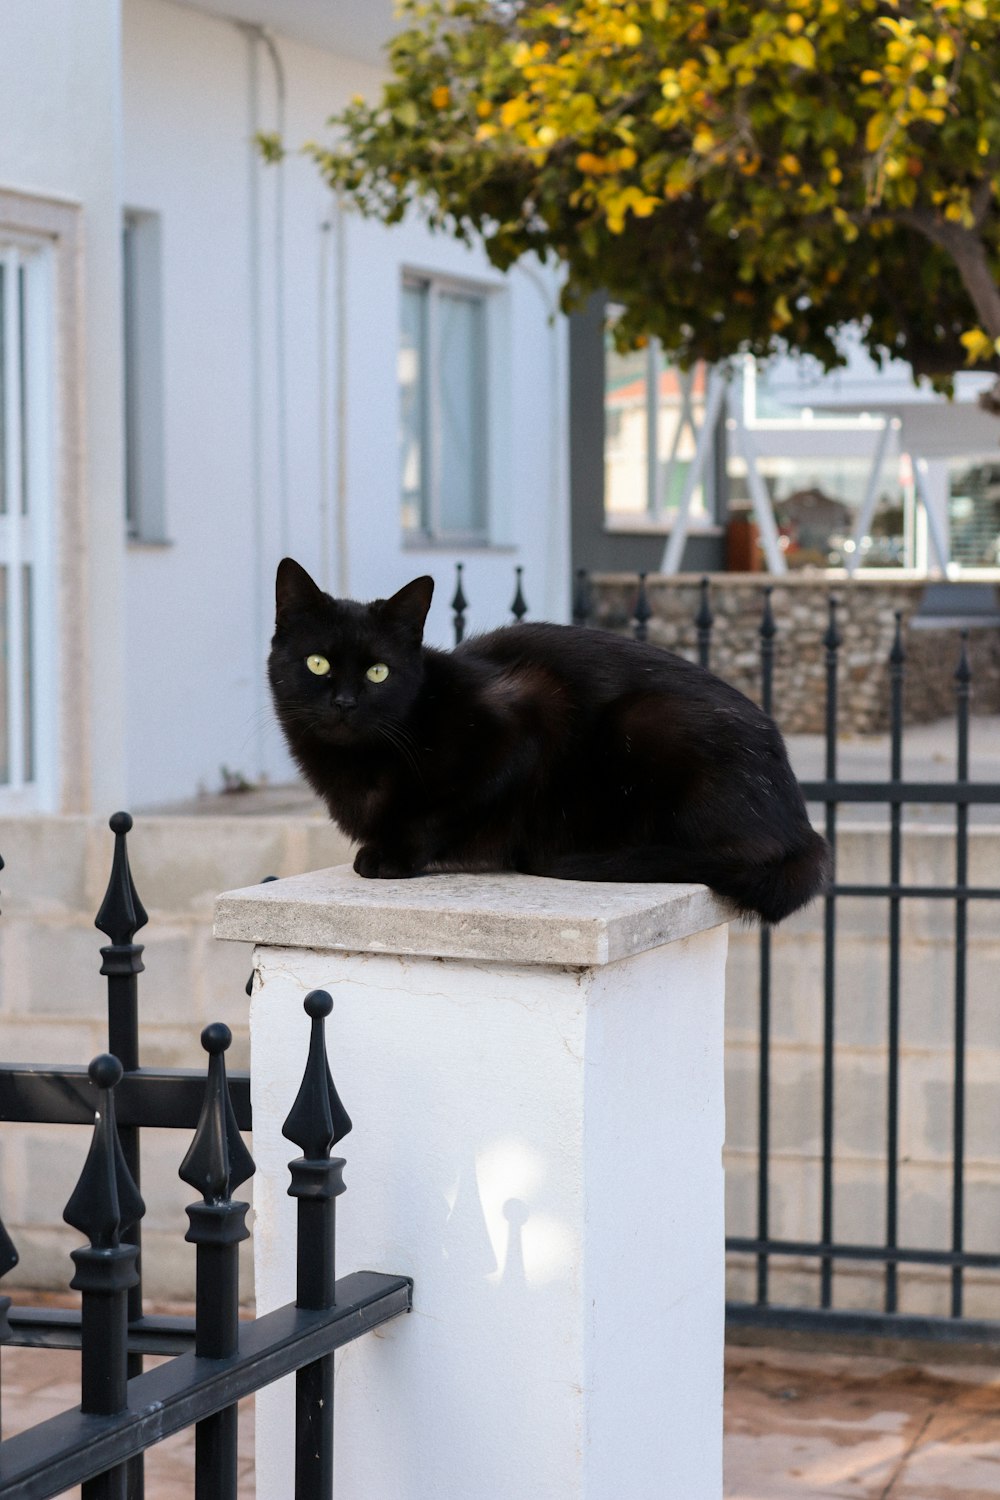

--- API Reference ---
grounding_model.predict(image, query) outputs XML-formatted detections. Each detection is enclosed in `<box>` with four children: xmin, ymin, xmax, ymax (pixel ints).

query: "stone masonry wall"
<box><xmin>592</xmin><ymin>573</ymin><xmax>1000</xmax><ymax>734</ymax></box>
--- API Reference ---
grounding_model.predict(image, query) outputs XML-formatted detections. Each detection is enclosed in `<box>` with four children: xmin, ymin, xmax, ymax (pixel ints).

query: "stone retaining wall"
<box><xmin>592</xmin><ymin>573</ymin><xmax>1000</xmax><ymax>734</ymax></box>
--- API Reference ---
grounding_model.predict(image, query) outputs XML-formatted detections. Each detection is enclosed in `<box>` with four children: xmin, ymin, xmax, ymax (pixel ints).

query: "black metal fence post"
<box><xmin>179</xmin><ymin>1024</ymin><xmax>255</xmax><ymax>1500</ymax></box>
<box><xmin>952</xmin><ymin>633</ymin><xmax>971</xmax><ymax>1319</ymax></box>
<box><xmin>510</xmin><ymin>566</ymin><xmax>528</xmax><ymax>623</ymax></box>
<box><xmin>572</xmin><ymin>568</ymin><xmax>592</xmax><ymax>627</ymax></box>
<box><xmin>820</xmin><ymin>595</ymin><xmax>841</xmax><ymax>1309</ymax></box>
<box><xmin>283</xmin><ymin>991</ymin><xmax>352</xmax><ymax>1498</ymax></box>
<box><xmin>756</xmin><ymin>586</ymin><xmax>776</xmax><ymax>1306</ymax></box>
<box><xmin>696</xmin><ymin>575</ymin><xmax>714</xmax><ymax>670</ymax></box>
<box><xmin>632</xmin><ymin>572</ymin><xmax>651</xmax><ymax>642</ymax></box>
<box><xmin>451</xmin><ymin>563</ymin><xmax>467</xmax><ymax>646</ymax></box>
<box><xmin>885</xmin><ymin>613</ymin><xmax>905</xmax><ymax>1314</ymax></box>
<box><xmin>0</xmin><ymin>1210</ymin><xmax>17</xmax><ymax>1440</ymax></box>
<box><xmin>94</xmin><ymin>812</ymin><xmax>148</xmax><ymax>1500</ymax></box>
<box><xmin>63</xmin><ymin>1054</ymin><xmax>145</xmax><ymax>1500</ymax></box>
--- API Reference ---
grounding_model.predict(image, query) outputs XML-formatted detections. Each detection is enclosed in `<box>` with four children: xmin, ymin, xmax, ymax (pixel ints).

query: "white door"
<box><xmin>0</xmin><ymin>240</ymin><xmax>56</xmax><ymax>812</ymax></box>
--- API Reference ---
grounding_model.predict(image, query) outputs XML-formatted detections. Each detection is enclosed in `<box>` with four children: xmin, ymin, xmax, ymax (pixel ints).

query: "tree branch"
<box><xmin>900</xmin><ymin>209</ymin><xmax>1000</xmax><ymax>339</ymax></box>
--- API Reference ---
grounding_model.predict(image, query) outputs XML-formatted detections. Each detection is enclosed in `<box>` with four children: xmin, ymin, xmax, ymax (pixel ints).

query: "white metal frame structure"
<box><xmin>0</xmin><ymin>238</ymin><xmax>57</xmax><ymax>812</ymax></box>
<box><xmin>657</xmin><ymin>362</ymin><xmax>976</xmax><ymax>578</ymax></box>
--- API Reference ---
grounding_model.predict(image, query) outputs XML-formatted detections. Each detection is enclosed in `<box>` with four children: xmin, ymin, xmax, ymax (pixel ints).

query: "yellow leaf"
<box><xmin>475</xmin><ymin>99</ymin><xmax>493</xmax><ymax>119</ymax></box>
<box><xmin>860</xmin><ymin>69</ymin><xmax>882</xmax><ymax>83</ymax></box>
<box><xmin>780</xmin><ymin>153</ymin><xmax>801</xmax><ymax>175</ymax></box>
<box><xmin>430</xmin><ymin>85</ymin><xmax>451</xmax><ymax>109</ymax></box>
<box><xmin>500</xmin><ymin>96</ymin><xmax>532</xmax><ymax>128</ymax></box>
<box><xmin>786</xmin><ymin>12</ymin><xmax>805</xmax><ymax>33</ymax></box>
<box><xmin>865</xmin><ymin>113</ymin><xmax>890</xmax><ymax>152</ymax></box>
<box><xmin>786</xmin><ymin>36</ymin><xmax>816</xmax><ymax>69</ymax></box>
<box><xmin>959</xmin><ymin>328</ymin><xmax>996</xmax><ymax>363</ymax></box>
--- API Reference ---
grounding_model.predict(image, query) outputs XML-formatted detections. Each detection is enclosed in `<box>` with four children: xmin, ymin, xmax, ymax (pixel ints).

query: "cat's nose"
<box><xmin>332</xmin><ymin>693</ymin><xmax>358</xmax><ymax>716</ymax></box>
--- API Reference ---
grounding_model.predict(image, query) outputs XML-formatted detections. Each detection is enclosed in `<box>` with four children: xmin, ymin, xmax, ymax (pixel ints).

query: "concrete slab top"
<box><xmin>213</xmin><ymin>863</ymin><xmax>732</xmax><ymax>967</ymax></box>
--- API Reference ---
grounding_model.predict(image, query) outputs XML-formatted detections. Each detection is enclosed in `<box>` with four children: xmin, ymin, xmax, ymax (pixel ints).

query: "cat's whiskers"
<box><xmin>375</xmin><ymin>720</ymin><xmax>423</xmax><ymax>781</ymax></box>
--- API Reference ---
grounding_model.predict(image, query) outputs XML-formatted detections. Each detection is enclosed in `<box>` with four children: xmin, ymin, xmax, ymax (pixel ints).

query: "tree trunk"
<box><xmin>902</xmin><ymin>211</ymin><xmax>1000</xmax><ymax>416</ymax></box>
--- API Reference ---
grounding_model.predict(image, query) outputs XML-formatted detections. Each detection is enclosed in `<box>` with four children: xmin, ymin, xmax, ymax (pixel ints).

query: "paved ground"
<box><xmin>726</xmin><ymin>1344</ymin><xmax>1000</xmax><ymax>1499</ymax></box>
<box><xmin>3</xmin><ymin>1333</ymin><xmax>998</xmax><ymax>1497</ymax></box>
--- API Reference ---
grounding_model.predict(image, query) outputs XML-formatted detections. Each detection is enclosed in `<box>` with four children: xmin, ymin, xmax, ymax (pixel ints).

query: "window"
<box><xmin>123</xmin><ymin>210</ymin><xmax>166</xmax><ymax>542</ymax></box>
<box><xmin>604</xmin><ymin>325</ymin><xmax>711</xmax><ymax>522</ymax></box>
<box><xmin>0</xmin><ymin>239</ymin><xmax>54</xmax><ymax>805</ymax></box>
<box><xmin>399</xmin><ymin>275</ymin><xmax>489</xmax><ymax>542</ymax></box>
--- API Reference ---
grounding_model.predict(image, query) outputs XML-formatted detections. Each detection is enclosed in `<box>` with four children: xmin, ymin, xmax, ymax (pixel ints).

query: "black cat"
<box><xmin>268</xmin><ymin>559</ymin><xmax>829</xmax><ymax>923</ymax></box>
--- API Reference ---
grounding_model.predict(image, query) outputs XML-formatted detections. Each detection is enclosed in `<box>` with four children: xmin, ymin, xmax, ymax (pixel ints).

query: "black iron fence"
<box><xmin>589</xmin><ymin>571</ymin><xmax>1000</xmax><ymax>1344</ymax></box>
<box><xmin>453</xmin><ymin>562</ymin><xmax>1000</xmax><ymax>1342</ymax></box>
<box><xmin>0</xmin><ymin>816</ymin><xmax>411</xmax><ymax>1496</ymax></box>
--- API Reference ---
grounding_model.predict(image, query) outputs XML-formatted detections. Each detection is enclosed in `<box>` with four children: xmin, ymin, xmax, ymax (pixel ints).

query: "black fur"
<box><xmin>268</xmin><ymin>559</ymin><xmax>829</xmax><ymax>924</ymax></box>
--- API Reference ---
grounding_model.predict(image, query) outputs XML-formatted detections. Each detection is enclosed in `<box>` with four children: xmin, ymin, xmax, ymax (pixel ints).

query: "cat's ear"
<box><xmin>380</xmin><ymin>576</ymin><xmax>434</xmax><ymax>640</ymax></box>
<box><xmin>275</xmin><ymin>558</ymin><xmax>324</xmax><ymax>623</ymax></box>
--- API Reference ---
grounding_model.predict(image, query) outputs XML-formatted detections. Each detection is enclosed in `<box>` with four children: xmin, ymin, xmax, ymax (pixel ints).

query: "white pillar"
<box><xmin>215</xmin><ymin>867</ymin><xmax>731</xmax><ymax>1500</ymax></box>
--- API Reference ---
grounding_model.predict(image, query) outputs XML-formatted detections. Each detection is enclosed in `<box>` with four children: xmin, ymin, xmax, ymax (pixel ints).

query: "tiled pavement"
<box><xmin>726</xmin><ymin>1343</ymin><xmax>1000</xmax><ymax>1499</ymax></box>
<box><xmin>2</xmin><ymin>1334</ymin><xmax>999</xmax><ymax>1497</ymax></box>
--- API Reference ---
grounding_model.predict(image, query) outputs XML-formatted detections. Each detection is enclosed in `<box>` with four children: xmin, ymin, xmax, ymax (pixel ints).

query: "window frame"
<box><xmin>0</xmin><ymin>189</ymin><xmax>86</xmax><ymax>814</ymax></box>
<box><xmin>400</xmin><ymin>271</ymin><xmax>492</xmax><ymax>546</ymax></box>
<box><xmin>122</xmin><ymin>208</ymin><xmax>167</xmax><ymax>545</ymax></box>
<box><xmin>0</xmin><ymin>233</ymin><xmax>57</xmax><ymax>811</ymax></box>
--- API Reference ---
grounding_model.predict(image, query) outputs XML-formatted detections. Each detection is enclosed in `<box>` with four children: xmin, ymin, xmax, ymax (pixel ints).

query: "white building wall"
<box><xmin>122</xmin><ymin>0</ymin><xmax>569</xmax><ymax>807</ymax></box>
<box><xmin>0</xmin><ymin>0</ymin><xmax>128</xmax><ymax>813</ymax></box>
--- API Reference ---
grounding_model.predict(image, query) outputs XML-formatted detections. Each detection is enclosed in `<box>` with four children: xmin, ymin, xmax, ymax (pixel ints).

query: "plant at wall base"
<box><xmin>292</xmin><ymin>0</ymin><xmax>1000</xmax><ymax>411</ymax></box>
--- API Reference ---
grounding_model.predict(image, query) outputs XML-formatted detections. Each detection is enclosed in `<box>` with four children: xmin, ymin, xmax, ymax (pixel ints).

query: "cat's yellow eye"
<box><xmin>306</xmin><ymin>654</ymin><xmax>330</xmax><ymax>676</ymax></box>
<box><xmin>366</xmin><ymin>662</ymin><xmax>390</xmax><ymax>684</ymax></box>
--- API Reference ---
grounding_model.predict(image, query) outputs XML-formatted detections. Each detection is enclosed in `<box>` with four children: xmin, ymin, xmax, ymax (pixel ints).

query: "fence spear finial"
<box><xmin>64</xmin><ymin>1055</ymin><xmax>145</xmax><ymax>1251</ymax></box>
<box><xmin>283</xmin><ymin>991</ymin><xmax>352</xmax><ymax>1158</ymax></box>
<box><xmin>451</xmin><ymin>562</ymin><xmax>468</xmax><ymax>645</ymax></box>
<box><xmin>179</xmin><ymin>1025</ymin><xmax>255</xmax><ymax>1205</ymax></box>
<box><xmin>511</xmin><ymin>566</ymin><xmax>528</xmax><ymax>623</ymax></box>
<box><xmin>95</xmin><ymin>812</ymin><xmax>148</xmax><ymax>948</ymax></box>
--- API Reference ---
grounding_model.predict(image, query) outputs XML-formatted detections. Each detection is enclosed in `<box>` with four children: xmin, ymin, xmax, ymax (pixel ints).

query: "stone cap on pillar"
<box><xmin>214</xmin><ymin>864</ymin><xmax>731</xmax><ymax>968</ymax></box>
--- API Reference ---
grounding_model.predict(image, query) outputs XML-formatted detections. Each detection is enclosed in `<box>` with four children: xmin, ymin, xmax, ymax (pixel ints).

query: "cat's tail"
<box><xmin>536</xmin><ymin>829</ymin><xmax>831</xmax><ymax>925</ymax></box>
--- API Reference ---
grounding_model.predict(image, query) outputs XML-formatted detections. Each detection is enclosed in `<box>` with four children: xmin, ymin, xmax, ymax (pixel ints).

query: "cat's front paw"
<box><xmin>353</xmin><ymin>845</ymin><xmax>418</xmax><ymax>880</ymax></box>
